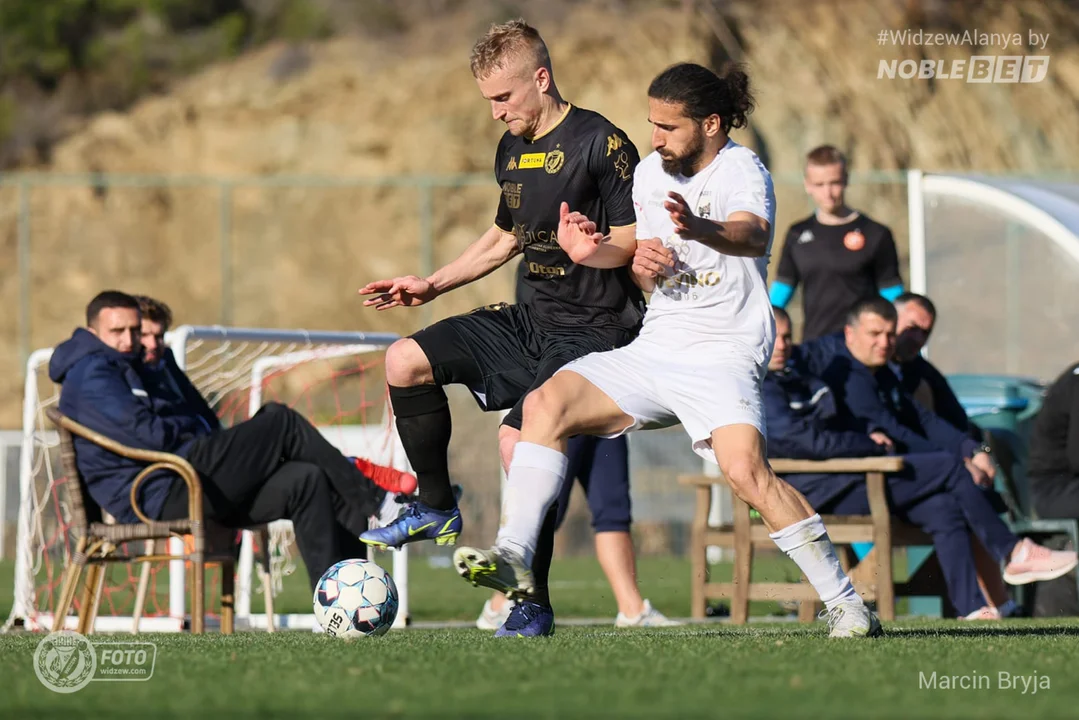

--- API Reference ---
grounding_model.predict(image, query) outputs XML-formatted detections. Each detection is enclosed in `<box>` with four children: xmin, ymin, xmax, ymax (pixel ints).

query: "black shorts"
<box><xmin>411</xmin><ymin>303</ymin><xmax>637</xmax><ymax>430</ymax></box>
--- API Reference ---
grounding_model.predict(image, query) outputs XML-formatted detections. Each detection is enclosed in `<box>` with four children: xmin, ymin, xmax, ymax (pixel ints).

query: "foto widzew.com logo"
<box><xmin>33</xmin><ymin>630</ymin><xmax>157</xmax><ymax>693</ymax></box>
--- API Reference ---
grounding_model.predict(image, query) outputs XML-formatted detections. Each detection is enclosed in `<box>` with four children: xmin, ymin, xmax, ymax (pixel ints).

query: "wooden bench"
<box><xmin>680</xmin><ymin>457</ymin><xmax>946</xmax><ymax>623</ymax></box>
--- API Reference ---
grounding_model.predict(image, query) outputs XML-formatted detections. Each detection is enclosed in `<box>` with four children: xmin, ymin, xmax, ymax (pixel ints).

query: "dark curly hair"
<box><xmin>648</xmin><ymin>62</ymin><xmax>755</xmax><ymax>134</ymax></box>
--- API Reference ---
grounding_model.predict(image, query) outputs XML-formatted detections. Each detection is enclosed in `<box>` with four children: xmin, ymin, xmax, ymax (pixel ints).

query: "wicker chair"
<box><xmin>46</xmin><ymin>406</ymin><xmax>274</xmax><ymax>634</ymax></box>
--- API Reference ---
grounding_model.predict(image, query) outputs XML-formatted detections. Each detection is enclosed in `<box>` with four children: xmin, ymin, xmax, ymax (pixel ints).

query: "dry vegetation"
<box><xmin>1</xmin><ymin>0</ymin><xmax>1076</xmax><ymax>423</ymax></box>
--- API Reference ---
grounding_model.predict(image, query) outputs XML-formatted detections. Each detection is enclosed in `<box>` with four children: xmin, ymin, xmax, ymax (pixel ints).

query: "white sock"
<box><xmin>494</xmin><ymin>442</ymin><xmax>568</xmax><ymax>565</ymax></box>
<box><xmin>770</xmin><ymin>514</ymin><xmax>860</xmax><ymax>611</ymax></box>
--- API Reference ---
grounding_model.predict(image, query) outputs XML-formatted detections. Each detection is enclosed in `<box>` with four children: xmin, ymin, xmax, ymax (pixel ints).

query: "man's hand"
<box><xmin>632</xmin><ymin>238</ymin><xmax>675</xmax><ymax>281</ymax></box>
<box><xmin>663</xmin><ymin>191</ymin><xmax>708</xmax><ymax>240</ymax></box>
<box><xmin>556</xmin><ymin>201</ymin><xmax>605</xmax><ymax>263</ymax></box>
<box><xmin>869</xmin><ymin>431</ymin><xmax>894</xmax><ymax>452</ymax></box>
<box><xmin>358</xmin><ymin>275</ymin><xmax>438</xmax><ymax>311</ymax></box>
<box><xmin>966</xmin><ymin>451</ymin><xmax>996</xmax><ymax>487</ymax></box>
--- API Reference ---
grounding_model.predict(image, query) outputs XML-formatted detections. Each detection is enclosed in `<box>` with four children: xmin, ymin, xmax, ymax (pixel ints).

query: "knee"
<box><xmin>498</xmin><ymin>425</ymin><xmax>520</xmax><ymax>471</ymax></box>
<box><xmin>719</xmin><ymin>453</ymin><xmax>771</xmax><ymax>504</ymax></box>
<box><xmin>256</xmin><ymin>401</ymin><xmax>300</xmax><ymax>426</ymax></box>
<box><xmin>521</xmin><ymin>383</ymin><xmax>572</xmax><ymax>437</ymax></box>
<box><xmin>385</xmin><ymin>338</ymin><xmax>432</xmax><ymax>387</ymax></box>
<box><xmin>258</xmin><ymin>401</ymin><xmax>290</xmax><ymax>416</ymax></box>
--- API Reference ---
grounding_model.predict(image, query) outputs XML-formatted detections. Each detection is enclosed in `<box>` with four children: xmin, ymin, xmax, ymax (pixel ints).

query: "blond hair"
<box><xmin>805</xmin><ymin>144</ymin><xmax>848</xmax><ymax>174</ymax></box>
<box><xmin>469</xmin><ymin>19</ymin><xmax>551</xmax><ymax>79</ymax></box>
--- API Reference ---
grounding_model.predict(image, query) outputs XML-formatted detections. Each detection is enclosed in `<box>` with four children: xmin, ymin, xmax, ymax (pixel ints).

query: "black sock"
<box><xmin>529</xmin><ymin>505</ymin><xmax>558</xmax><ymax>608</ymax></box>
<box><xmin>389</xmin><ymin>384</ymin><xmax>456</xmax><ymax>511</ymax></box>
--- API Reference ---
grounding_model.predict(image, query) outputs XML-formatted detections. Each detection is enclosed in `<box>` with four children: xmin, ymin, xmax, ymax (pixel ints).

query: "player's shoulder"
<box><xmin>633</xmin><ymin>151</ymin><xmax>665</xmax><ymax>181</ymax></box>
<box><xmin>785</xmin><ymin>214</ymin><xmax>817</xmax><ymax>234</ymax></box>
<box><xmin>855</xmin><ymin>212</ymin><xmax>895</xmax><ymax>240</ymax></box>
<box><xmin>567</xmin><ymin>106</ymin><xmax>635</xmax><ymax>147</ymax></box>
<box><xmin>496</xmin><ymin>130</ymin><xmax>521</xmax><ymax>156</ymax></box>
<box><xmin>717</xmin><ymin>141</ymin><xmax>772</xmax><ymax>179</ymax></box>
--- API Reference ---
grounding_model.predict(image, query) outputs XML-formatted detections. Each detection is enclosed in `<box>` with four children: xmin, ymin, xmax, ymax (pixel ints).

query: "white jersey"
<box><xmin>632</xmin><ymin>139</ymin><xmax>776</xmax><ymax>362</ymax></box>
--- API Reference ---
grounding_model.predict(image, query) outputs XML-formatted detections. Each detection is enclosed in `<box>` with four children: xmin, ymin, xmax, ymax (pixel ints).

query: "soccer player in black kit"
<box><xmin>358</xmin><ymin>19</ymin><xmax>644</xmax><ymax>637</ymax></box>
<box><xmin>770</xmin><ymin>145</ymin><xmax>904</xmax><ymax>341</ymax></box>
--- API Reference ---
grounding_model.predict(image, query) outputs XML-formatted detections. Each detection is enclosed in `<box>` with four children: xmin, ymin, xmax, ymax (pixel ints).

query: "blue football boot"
<box><xmin>494</xmin><ymin>600</ymin><xmax>555</xmax><ymax>638</ymax></box>
<box><xmin>359</xmin><ymin>501</ymin><xmax>461</xmax><ymax>549</ymax></box>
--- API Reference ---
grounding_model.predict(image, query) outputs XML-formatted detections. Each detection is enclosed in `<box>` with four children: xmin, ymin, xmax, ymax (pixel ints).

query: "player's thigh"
<box><xmin>411</xmin><ymin>303</ymin><xmax>532</xmax><ymax>411</ymax></box>
<box><xmin>659</xmin><ymin>349</ymin><xmax>767</xmax><ymax>467</ymax></box>
<box><xmin>534</xmin><ymin>340</ymin><xmax>678</xmax><ymax>438</ymax></box>
<box><xmin>502</xmin><ymin>324</ymin><xmax>630</xmax><ymax>430</ymax></box>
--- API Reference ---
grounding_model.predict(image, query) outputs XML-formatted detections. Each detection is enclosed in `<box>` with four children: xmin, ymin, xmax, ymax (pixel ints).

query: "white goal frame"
<box><xmin>7</xmin><ymin>325</ymin><xmax>410</xmax><ymax>633</ymax></box>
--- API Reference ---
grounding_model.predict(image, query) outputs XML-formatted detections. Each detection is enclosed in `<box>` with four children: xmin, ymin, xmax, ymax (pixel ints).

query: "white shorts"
<box><xmin>556</xmin><ymin>334</ymin><xmax>767</xmax><ymax>463</ymax></box>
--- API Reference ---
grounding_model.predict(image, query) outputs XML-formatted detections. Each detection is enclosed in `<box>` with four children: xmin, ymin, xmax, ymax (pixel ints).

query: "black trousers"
<box><xmin>1029</xmin><ymin>475</ymin><xmax>1079</xmax><ymax>617</ymax></box>
<box><xmin>161</xmin><ymin>403</ymin><xmax>381</xmax><ymax>589</ymax></box>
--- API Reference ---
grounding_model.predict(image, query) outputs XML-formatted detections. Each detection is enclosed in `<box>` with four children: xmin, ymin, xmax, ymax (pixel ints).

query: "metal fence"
<box><xmin>0</xmin><ymin>170</ymin><xmax>913</xmax><ymax>363</ymax></box>
<box><xmin>0</xmin><ymin>169</ymin><xmax>915</xmax><ymax>557</ymax></box>
<box><xmin>3</xmin><ymin>168</ymin><xmax>1079</xmax><ymax>557</ymax></box>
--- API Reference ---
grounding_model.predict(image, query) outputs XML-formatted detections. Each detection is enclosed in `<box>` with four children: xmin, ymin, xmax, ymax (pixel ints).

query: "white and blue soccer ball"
<box><xmin>313</xmin><ymin>558</ymin><xmax>399</xmax><ymax>638</ymax></box>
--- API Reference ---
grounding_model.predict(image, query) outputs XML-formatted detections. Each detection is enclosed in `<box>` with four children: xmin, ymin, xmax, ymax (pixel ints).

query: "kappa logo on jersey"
<box><xmin>544</xmin><ymin>149</ymin><xmax>565</xmax><ymax>174</ymax></box>
<box><xmin>506</xmin><ymin>156</ymin><xmax>517</xmax><ymax>171</ymax></box>
<box><xmin>519</xmin><ymin>152</ymin><xmax>546</xmax><ymax>169</ymax></box>
<box><xmin>606</xmin><ymin>133</ymin><xmax>624</xmax><ymax>156</ymax></box>
<box><xmin>502</xmin><ymin>181</ymin><xmax>522</xmax><ymax>209</ymax></box>
<box><xmin>797</xmin><ymin>229</ymin><xmax>815</xmax><ymax>244</ymax></box>
<box><xmin>613</xmin><ymin>151</ymin><xmax>631</xmax><ymax>181</ymax></box>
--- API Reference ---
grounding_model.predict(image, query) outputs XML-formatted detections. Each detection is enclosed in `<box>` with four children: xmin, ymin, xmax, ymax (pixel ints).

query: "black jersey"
<box><xmin>494</xmin><ymin>105</ymin><xmax>644</xmax><ymax>331</ymax></box>
<box><xmin>775</xmin><ymin>212</ymin><xmax>903</xmax><ymax>340</ymax></box>
<box><xmin>1028</xmin><ymin>363</ymin><xmax>1079</xmax><ymax>481</ymax></box>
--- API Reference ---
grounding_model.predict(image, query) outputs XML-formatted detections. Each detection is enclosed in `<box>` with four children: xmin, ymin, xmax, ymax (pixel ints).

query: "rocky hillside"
<box><xmin>2</xmin><ymin>0</ymin><xmax>1078</xmax><ymax>429</ymax></box>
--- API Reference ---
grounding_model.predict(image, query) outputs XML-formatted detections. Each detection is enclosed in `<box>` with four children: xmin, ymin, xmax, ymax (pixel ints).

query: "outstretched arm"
<box><xmin>427</xmin><ymin>224</ymin><xmax>520</xmax><ymax>293</ymax></box>
<box><xmin>359</xmin><ymin>224</ymin><xmax>519</xmax><ymax>310</ymax></box>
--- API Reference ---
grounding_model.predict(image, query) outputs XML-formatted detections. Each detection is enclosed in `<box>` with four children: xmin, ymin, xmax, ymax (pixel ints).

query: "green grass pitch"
<box><xmin>3</xmin><ymin>555</ymin><xmax>1079</xmax><ymax>718</ymax></box>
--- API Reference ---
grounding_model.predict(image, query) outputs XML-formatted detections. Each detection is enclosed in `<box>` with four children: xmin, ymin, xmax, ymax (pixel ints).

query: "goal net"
<box><xmin>4</xmin><ymin>325</ymin><xmax>410</xmax><ymax>633</ymax></box>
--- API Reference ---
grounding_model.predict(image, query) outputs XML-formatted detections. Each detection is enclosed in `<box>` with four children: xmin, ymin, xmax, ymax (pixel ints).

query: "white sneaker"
<box><xmin>615</xmin><ymin>599</ymin><xmax>682</xmax><ymax>628</ymax></box>
<box><xmin>962</xmin><ymin>605</ymin><xmax>1001</xmax><ymax>621</ymax></box>
<box><xmin>822</xmin><ymin>601</ymin><xmax>883</xmax><ymax>638</ymax></box>
<box><xmin>475</xmin><ymin>598</ymin><xmax>513</xmax><ymax>630</ymax></box>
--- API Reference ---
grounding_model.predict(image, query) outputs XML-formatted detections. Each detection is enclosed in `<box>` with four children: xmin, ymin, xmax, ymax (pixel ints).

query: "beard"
<box><xmin>659</xmin><ymin>127</ymin><xmax>706</xmax><ymax>176</ymax></box>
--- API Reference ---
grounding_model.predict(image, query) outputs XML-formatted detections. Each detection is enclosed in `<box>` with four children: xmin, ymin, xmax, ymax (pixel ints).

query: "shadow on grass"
<box><xmin>884</xmin><ymin>625</ymin><xmax>1079</xmax><ymax>638</ymax></box>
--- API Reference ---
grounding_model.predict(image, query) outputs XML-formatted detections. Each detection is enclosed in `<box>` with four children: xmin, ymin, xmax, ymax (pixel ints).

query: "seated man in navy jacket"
<box><xmin>768</xmin><ymin>303</ymin><xmax>1077</xmax><ymax>619</ymax></box>
<box><xmin>49</xmin><ymin>290</ymin><xmax>414</xmax><ymax>590</ymax></box>
<box><xmin>892</xmin><ymin>292</ymin><xmax>974</xmax><ymax>436</ymax></box>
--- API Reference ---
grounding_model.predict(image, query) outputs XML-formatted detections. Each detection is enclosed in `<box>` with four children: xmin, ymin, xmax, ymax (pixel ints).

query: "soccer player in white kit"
<box><xmin>455</xmin><ymin>62</ymin><xmax>882</xmax><ymax>638</ymax></box>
